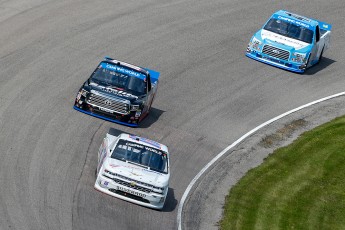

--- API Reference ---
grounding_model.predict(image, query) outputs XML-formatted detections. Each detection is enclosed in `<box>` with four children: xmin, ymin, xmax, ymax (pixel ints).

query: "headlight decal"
<box><xmin>131</xmin><ymin>104</ymin><xmax>140</xmax><ymax>111</ymax></box>
<box><xmin>292</xmin><ymin>52</ymin><xmax>307</xmax><ymax>63</ymax></box>
<box><xmin>251</xmin><ymin>37</ymin><xmax>262</xmax><ymax>51</ymax></box>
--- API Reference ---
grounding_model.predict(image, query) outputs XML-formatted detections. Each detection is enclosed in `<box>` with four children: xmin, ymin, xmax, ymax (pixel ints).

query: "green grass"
<box><xmin>220</xmin><ymin>116</ymin><xmax>345</xmax><ymax>230</ymax></box>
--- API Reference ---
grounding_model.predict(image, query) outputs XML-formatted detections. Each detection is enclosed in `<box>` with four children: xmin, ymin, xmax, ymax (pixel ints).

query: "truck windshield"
<box><xmin>264</xmin><ymin>18</ymin><xmax>313</xmax><ymax>44</ymax></box>
<box><xmin>90</xmin><ymin>63</ymin><xmax>147</xmax><ymax>96</ymax></box>
<box><xmin>111</xmin><ymin>140</ymin><xmax>168</xmax><ymax>174</ymax></box>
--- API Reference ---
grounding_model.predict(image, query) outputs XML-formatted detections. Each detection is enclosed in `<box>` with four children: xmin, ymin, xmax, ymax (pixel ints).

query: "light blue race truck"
<box><xmin>246</xmin><ymin>10</ymin><xmax>331</xmax><ymax>73</ymax></box>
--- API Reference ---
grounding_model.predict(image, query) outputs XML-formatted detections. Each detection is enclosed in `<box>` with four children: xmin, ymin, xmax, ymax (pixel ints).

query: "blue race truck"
<box><xmin>246</xmin><ymin>10</ymin><xmax>331</xmax><ymax>73</ymax></box>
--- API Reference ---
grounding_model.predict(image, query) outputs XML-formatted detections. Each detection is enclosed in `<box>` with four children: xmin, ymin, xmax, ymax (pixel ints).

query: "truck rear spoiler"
<box><xmin>317</xmin><ymin>20</ymin><xmax>332</xmax><ymax>31</ymax></box>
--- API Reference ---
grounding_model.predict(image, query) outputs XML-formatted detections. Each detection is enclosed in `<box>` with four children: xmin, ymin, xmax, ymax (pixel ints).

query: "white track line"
<box><xmin>177</xmin><ymin>91</ymin><xmax>345</xmax><ymax>230</ymax></box>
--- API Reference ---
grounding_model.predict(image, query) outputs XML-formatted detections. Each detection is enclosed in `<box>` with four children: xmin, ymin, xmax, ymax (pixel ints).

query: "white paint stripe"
<box><xmin>177</xmin><ymin>91</ymin><xmax>345</xmax><ymax>230</ymax></box>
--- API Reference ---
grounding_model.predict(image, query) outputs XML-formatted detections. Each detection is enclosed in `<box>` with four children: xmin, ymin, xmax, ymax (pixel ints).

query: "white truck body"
<box><xmin>95</xmin><ymin>133</ymin><xmax>169</xmax><ymax>210</ymax></box>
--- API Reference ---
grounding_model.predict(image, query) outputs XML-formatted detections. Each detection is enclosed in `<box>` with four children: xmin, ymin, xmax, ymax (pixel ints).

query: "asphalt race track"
<box><xmin>0</xmin><ymin>0</ymin><xmax>344</xmax><ymax>230</ymax></box>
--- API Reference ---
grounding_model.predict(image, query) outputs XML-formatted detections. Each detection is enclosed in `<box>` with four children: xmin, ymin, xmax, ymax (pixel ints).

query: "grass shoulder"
<box><xmin>220</xmin><ymin>116</ymin><xmax>345</xmax><ymax>230</ymax></box>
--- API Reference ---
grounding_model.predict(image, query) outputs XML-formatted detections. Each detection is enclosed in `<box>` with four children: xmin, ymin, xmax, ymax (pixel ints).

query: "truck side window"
<box><xmin>315</xmin><ymin>25</ymin><xmax>320</xmax><ymax>43</ymax></box>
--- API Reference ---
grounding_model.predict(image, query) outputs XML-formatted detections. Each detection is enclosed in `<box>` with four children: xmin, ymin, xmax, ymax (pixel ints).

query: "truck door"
<box><xmin>315</xmin><ymin>25</ymin><xmax>323</xmax><ymax>59</ymax></box>
<box><xmin>97</xmin><ymin>138</ymin><xmax>108</xmax><ymax>174</ymax></box>
<box><xmin>143</xmin><ymin>76</ymin><xmax>154</xmax><ymax>115</ymax></box>
<box><xmin>146</xmin><ymin>75</ymin><xmax>154</xmax><ymax>111</ymax></box>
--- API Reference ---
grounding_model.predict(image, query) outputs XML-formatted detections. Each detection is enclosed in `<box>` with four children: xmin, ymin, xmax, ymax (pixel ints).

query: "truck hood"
<box><xmin>88</xmin><ymin>81</ymin><xmax>141</xmax><ymax>101</ymax></box>
<box><xmin>261</xmin><ymin>29</ymin><xmax>310</xmax><ymax>51</ymax></box>
<box><xmin>104</xmin><ymin>158</ymin><xmax>169</xmax><ymax>187</ymax></box>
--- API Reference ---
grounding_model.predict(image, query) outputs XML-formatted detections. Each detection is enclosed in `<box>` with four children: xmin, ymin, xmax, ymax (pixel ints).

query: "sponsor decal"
<box><xmin>277</xmin><ymin>16</ymin><xmax>310</xmax><ymax>28</ymax></box>
<box><xmin>116</xmin><ymin>186</ymin><xmax>147</xmax><ymax>197</ymax></box>
<box><xmin>272</xmin><ymin>49</ymin><xmax>280</xmax><ymax>54</ymax></box>
<box><xmin>101</xmin><ymin>63</ymin><xmax>146</xmax><ymax>79</ymax></box>
<box><xmin>126</xmin><ymin>142</ymin><xmax>144</xmax><ymax>149</ymax></box>
<box><xmin>143</xmin><ymin>168</ymin><xmax>163</xmax><ymax>175</ymax></box>
<box><xmin>104</xmin><ymin>99</ymin><xmax>112</xmax><ymax>106</ymax></box>
<box><xmin>144</xmin><ymin>146</ymin><xmax>161</xmax><ymax>154</ymax></box>
<box><xmin>99</xmin><ymin>107</ymin><xmax>114</xmax><ymax>113</ymax></box>
<box><xmin>109</xmin><ymin>163</ymin><xmax>144</xmax><ymax>171</ymax></box>
<box><xmin>100</xmin><ymin>87</ymin><xmax>138</xmax><ymax>99</ymax></box>
<box><xmin>129</xmin><ymin>135</ymin><xmax>162</xmax><ymax>149</ymax></box>
<box><xmin>261</xmin><ymin>30</ymin><xmax>308</xmax><ymax>48</ymax></box>
<box><xmin>130</xmin><ymin>171</ymin><xmax>142</xmax><ymax>177</ymax></box>
<box><xmin>110</xmin><ymin>164</ymin><xmax>121</xmax><ymax>168</ymax></box>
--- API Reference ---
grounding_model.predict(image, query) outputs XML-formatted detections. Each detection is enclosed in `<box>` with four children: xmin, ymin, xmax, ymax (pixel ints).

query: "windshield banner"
<box><xmin>273</xmin><ymin>14</ymin><xmax>312</xmax><ymax>29</ymax></box>
<box><xmin>129</xmin><ymin>135</ymin><xmax>162</xmax><ymax>149</ymax></box>
<box><xmin>100</xmin><ymin>63</ymin><xmax>146</xmax><ymax>80</ymax></box>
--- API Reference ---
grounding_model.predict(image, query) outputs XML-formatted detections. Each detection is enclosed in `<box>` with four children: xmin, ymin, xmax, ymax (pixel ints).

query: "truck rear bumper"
<box><xmin>246</xmin><ymin>52</ymin><xmax>305</xmax><ymax>73</ymax></box>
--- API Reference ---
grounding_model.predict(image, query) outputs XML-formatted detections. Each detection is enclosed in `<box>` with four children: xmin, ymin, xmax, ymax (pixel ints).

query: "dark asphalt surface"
<box><xmin>0</xmin><ymin>0</ymin><xmax>344</xmax><ymax>230</ymax></box>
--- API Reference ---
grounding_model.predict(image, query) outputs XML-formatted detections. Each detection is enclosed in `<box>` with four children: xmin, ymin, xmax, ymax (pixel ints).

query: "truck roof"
<box><xmin>104</xmin><ymin>57</ymin><xmax>160</xmax><ymax>82</ymax></box>
<box><xmin>272</xmin><ymin>10</ymin><xmax>319</xmax><ymax>29</ymax></box>
<box><xmin>104</xmin><ymin>57</ymin><xmax>150</xmax><ymax>77</ymax></box>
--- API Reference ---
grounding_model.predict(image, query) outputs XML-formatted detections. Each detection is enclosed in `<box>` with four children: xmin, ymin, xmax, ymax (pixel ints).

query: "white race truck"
<box><xmin>95</xmin><ymin>133</ymin><xmax>170</xmax><ymax>210</ymax></box>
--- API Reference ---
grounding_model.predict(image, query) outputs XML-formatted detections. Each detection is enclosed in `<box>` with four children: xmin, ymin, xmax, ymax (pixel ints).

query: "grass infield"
<box><xmin>220</xmin><ymin>116</ymin><xmax>345</xmax><ymax>230</ymax></box>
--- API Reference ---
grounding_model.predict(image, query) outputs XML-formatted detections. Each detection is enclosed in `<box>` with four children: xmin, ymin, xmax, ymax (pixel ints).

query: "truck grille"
<box><xmin>87</xmin><ymin>90</ymin><xmax>130</xmax><ymax>115</ymax></box>
<box><xmin>262</xmin><ymin>45</ymin><xmax>290</xmax><ymax>61</ymax></box>
<box><xmin>104</xmin><ymin>175</ymin><xmax>152</xmax><ymax>193</ymax></box>
<box><xmin>112</xmin><ymin>173</ymin><xmax>163</xmax><ymax>190</ymax></box>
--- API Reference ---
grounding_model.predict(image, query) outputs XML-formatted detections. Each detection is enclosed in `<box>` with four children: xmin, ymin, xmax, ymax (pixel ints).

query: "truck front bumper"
<box><xmin>246</xmin><ymin>50</ymin><xmax>306</xmax><ymax>73</ymax></box>
<box><xmin>94</xmin><ymin>175</ymin><xmax>167</xmax><ymax>210</ymax></box>
<box><xmin>74</xmin><ymin>105</ymin><xmax>140</xmax><ymax>127</ymax></box>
